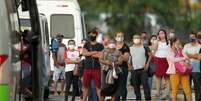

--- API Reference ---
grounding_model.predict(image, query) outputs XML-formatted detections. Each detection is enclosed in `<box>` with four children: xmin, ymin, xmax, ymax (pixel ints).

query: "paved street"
<box><xmin>46</xmin><ymin>86</ymin><xmax>195</xmax><ymax>101</ymax></box>
<box><xmin>46</xmin><ymin>75</ymin><xmax>195</xmax><ymax>101</ymax></box>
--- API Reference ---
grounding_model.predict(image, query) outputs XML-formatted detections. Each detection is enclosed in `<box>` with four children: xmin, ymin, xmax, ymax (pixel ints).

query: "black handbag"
<box><xmin>113</xmin><ymin>62</ymin><xmax>123</xmax><ymax>75</ymax></box>
<box><xmin>148</xmin><ymin>63</ymin><xmax>156</xmax><ymax>77</ymax></box>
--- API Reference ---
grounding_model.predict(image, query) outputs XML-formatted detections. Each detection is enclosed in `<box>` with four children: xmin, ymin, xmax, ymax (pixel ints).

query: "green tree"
<box><xmin>79</xmin><ymin>0</ymin><xmax>201</xmax><ymax>41</ymax></box>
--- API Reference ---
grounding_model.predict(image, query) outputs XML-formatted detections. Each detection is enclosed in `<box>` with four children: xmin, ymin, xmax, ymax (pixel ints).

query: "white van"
<box><xmin>37</xmin><ymin>0</ymin><xmax>86</xmax><ymax>71</ymax></box>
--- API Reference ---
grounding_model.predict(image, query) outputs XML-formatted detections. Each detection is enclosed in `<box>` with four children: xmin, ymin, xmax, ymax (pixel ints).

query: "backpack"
<box><xmin>50</xmin><ymin>38</ymin><xmax>58</xmax><ymax>52</ymax></box>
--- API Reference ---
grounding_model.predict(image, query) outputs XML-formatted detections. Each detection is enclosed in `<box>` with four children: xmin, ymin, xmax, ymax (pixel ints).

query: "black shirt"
<box><xmin>118</xmin><ymin>43</ymin><xmax>130</xmax><ymax>69</ymax></box>
<box><xmin>83</xmin><ymin>42</ymin><xmax>104</xmax><ymax>69</ymax></box>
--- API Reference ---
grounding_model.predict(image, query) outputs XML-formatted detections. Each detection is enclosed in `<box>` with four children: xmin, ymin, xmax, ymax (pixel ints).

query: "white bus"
<box><xmin>0</xmin><ymin>0</ymin><xmax>50</xmax><ymax>100</ymax></box>
<box><xmin>19</xmin><ymin>10</ymin><xmax>51</xmax><ymax>99</ymax></box>
<box><xmin>36</xmin><ymin>0</ymin><xmax>86</xmax><ymax>71</ymax></box>
<box><xmin>0</xmin><ymin>0</ymin><xmax>21</xmax><ymax>100</ymax></box>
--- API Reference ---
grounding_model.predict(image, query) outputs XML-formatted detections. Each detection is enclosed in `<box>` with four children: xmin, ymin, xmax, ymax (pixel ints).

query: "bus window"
<box><xmin>20</xmin><ymin>19</ymin><xmax>31</xmax><ymax>31</ymax></box>
<box><xmin>50</xmin><ymin>14</ymin><xmax>75</xmax><ymax>38</ymax></box>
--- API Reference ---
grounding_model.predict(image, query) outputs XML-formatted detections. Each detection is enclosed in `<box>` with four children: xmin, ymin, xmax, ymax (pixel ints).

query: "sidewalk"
<box><xmin>46</xmin><ymin>85</ymin><xmax>195</xmax><ymax>101</ymax></box>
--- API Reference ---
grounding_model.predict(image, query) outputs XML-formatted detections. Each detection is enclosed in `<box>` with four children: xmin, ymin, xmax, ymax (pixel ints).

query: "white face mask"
<box><xmin>96</xmin><ymin>34</ymin><xmax>103</xmax><ymax>43</ymax></box>
<box><xmin>108</xmin><ymin>43</ymin><xmax>116</xmax><ymax>49</ymax></box>
<box><xmin>68</xmin><ymin>45</ymin><xmax>75</xmax><ymax>50</ymax></box>
<box><xmin>133</xmin><ymin>39</ymin><xmax>141</xmax><ymax>44</ymax></box>
<box><xmin>115</xmin><ymin>37</ymin><xmax>124</xmax><ymax>42</ymax></box>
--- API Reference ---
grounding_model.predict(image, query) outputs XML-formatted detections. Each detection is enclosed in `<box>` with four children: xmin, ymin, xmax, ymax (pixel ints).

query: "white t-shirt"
<box><xmin>183</xmin><ymin>43</ymin><xmax>201</xmax><ymax>73</ymax></box>
<box><xmin>183</xmin><ymin>43</ymin><xmax>201</xmax><ymax>55</ymax></box>
<box><xmin>64</xmin><ymin>50</ymin><xmax>80</xmax><ymax>72</ymax></box>
<box><xmin>130</xmin><ymin>46</ymin><xmax>146</xmax><ymax>70</ymax></box>
<box><xmin>155</xmin><ymin>41</ymin><xmax>170</xmax><ymax>58</ymax></box>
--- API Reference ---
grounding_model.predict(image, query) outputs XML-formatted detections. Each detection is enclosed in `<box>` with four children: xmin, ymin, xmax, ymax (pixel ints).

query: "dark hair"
<box><xmin>82</xmin><ymin>39</ymin><xmax>87</xmax><ymax>42</ymax></box>
<box><xmin>115</xmin><ymin>32</ymin><xmax>124</xmax><ymax>37</ymax></box>
<box><xmin>170</xmin><ymin>37</ymin><xmax>178</xmax><ymax>47</ymax></box>
<box><xmin>68</xmin><ymin>40</ymin><xmax>75</xmax><ymax>45</ymax></box>
<box><xmin>141</xmin><ymin>32</ymin><xmax>147</xmax><ymax>34</ymax></box>
<box><xmin>188</xmin><ymin>31</ymin><xmax>197</xmax><ymax>37</ymax></box>
<box><xmin>88</xmin><ymin>30</ymin><xmax>98</xmax><ymax>35</ymax></box>
<box><xmin>87</xmin><ymin>31</ymin><xmax>92</xmax><ymax>35</ymax></box>
<box><xmin>92</xmin><ymin>27</ymin><xmax>100</xmax><ymax>32</ymax></box>
<box><xmin>109</xmin><ymin>38</ymin><xmax>117</xmax><ymax>43</ymax></box>
<box><xmin>158</xmin><ymin>29</ymin><xmax>169</xmax><ymax>45</ymax></box>
<box><xmin>148</xmin><ymin>35</ymin><xmax>157</xmax><ymax>46</ymax></box>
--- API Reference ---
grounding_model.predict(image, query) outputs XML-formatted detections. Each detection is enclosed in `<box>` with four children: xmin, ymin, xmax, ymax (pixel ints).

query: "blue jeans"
<box><xmin>88</xmin><ymin>80</ymin><xmax>98</xmax><ymax>101</ymax></box>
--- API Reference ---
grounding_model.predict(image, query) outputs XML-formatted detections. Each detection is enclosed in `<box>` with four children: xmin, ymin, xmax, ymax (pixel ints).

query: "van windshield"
<box><xmin>50</xmin><ymin>14</ymin><xmax>75</xmax><ymax>38</ymax></box>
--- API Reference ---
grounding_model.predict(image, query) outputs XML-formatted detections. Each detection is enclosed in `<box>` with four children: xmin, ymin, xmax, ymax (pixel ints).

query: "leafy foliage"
<box><xmin>79</xmin><ymin>0</ymin><xmax>201</xmax><ymax>40</ymax></box>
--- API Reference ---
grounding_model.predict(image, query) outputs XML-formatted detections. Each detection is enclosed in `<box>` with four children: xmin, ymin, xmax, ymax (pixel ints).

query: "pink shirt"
<box><xmin>166</xmin><ymin>48</ymin><xmax>186</xmax><ymax>74</ymax></box>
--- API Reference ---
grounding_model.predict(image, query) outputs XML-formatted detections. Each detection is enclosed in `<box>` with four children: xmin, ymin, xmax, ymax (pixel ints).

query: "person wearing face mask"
<box><xmin>82</xmin><ymin>30</ymin><xmax>104</xmax><ymax>101</ymax></box>
<box><xmin>183</xmin><ymin>32</ymin><xmax>201</xmax><ymax>101</ymax></box>
<box><xmin>102</xmin><ymin>35</ymin><xmax>110</xmax><ymax>48</ymax></box>
<box><xmin>52</xmin><ymin>33</ymin><xmax>66</xmax><ymax>96</ymax></box>
<box><xmin>141</xmin><ymin>32</ymin><xmax>149</xmax><ymax>47</ymax></box>
<box><xmin>166</xmin><ymin>37</ymin><xmax>192</xmax><ymax>101</ymax></box>
<box><xmin>114</xmin><ymin>32</ymin><xmax>130</xmax><ymax>101</ymax></box>
<box><xmin>99</xmin><ymin>39</ymin><xmax>122</xmax><ymax>101</ymax></box>
<box><xmin>147</xmin><ymin>35</ymin><xmax>157</xmax><ymax>91</ymax></box>
<box><xmin>153</xmin><ymin>29</ymin><xmax>171</xmax><ymax>100</ymax></box>
<box><xmin>64</xmin><ymin>40</ymin><xmax>80</xmax><ymax>101</ymax></box>
<box><xmin>128</xmin><ymin>34</ymin><xmax>151</xmax><ymax>101</ymax></box>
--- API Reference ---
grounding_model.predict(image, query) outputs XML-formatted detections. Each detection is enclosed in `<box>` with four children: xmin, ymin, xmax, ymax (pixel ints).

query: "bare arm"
<box><xmin>92</xmin><ymin>52</ymin><xmax>103</xmax><ymax>59</ymax></box>
<box><xmin>167</xmin><ymin>51</ymin><xmax>186</xmax><ymax>62</ymax></box>
<box><xmin>52</xmin><ymin>52</ymin><xmax>58</xmax><ymax>66</ymax></box>
<box><xmin>144</xmin><ymin>52</ymin><xmax>152</xmax><ymax>71</ymax></box>
<box><xmin>82</xmin><ymin>48</ymin><xmax>95</xmax><ymax>57</ymax></box>
<box><xmin>121</xmin><ymin>52</ymin><xmax>130</xmax><ymax>62</ymax></box>
<box><xmin>99</xmin><ymin>53</ymin><xmax>112</xmax><ymax>66</ymax></box>
<box><xmin>115</xmin><ymin>54</ymin><xmax>123</xmax><ymax>65</ymax></box>
<box><xmin>186</xmin><ymin>53</ymin><xmax>198</xmax><ymax>59</ymax></box>
<box><xmin>65</xmin><ymin>58</ymin><xmax>80</xmax><ymax>64</ymax></box>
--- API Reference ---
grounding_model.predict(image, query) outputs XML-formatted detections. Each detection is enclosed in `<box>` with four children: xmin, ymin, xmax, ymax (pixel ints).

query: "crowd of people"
<box><xmin>51</xmin><ymin>28</ymin><xmax>201</xmax><ymax>101</ymax></box>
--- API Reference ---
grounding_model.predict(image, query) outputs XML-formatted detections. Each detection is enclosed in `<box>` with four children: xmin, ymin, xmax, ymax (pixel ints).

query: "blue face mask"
<box><xmin>189</xmin><ymin>37</ymin><xmax>197</xmax><ymax>42</ymax></box>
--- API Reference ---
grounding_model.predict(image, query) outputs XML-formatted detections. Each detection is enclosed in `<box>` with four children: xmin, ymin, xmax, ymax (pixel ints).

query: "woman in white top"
<box><xmin>166</xmin><ymin>37</ymin><xmax>192</xmax><ymax>101</ymax></box>
<box><xmin>154</xmin><ymin>29</ymin><xmax>170</xmax><ymax>99</ymax></box>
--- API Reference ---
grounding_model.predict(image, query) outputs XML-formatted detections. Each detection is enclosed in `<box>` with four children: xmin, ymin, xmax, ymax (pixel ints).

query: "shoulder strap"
<box><xmin>199</xmin><ymin>48</ymin><xmax>201</xmax><ymax>72</ymax></box>
<box><xmin>144</xmin><ymin>46</ymin><xmax>149</xmax><ymax>62</ymax></box>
